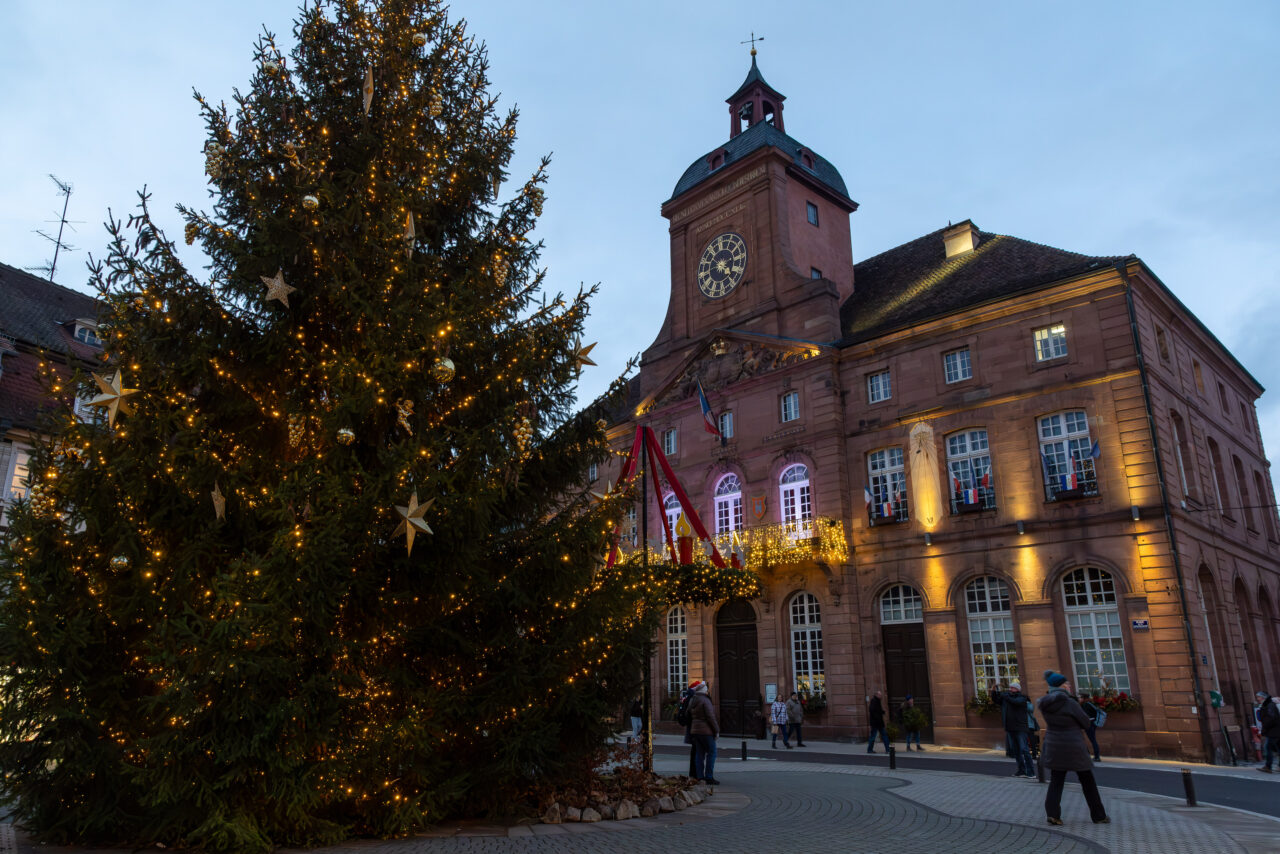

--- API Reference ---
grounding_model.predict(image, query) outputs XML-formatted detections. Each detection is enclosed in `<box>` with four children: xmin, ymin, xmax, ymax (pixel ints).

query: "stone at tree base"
<box><xmin>616</xmin><ymin>799</ymin><xmax>640</xmax><ymax>820</ymax></box>
<box><xmin>685</xmin><ymin>788</ymin><xmax>704</xmax><ymax>804</ymax></box>
<box><xmin>598</xmin><ymin>804</ymin><xmax>616</xmax><ymax>820</ymax></box>
<box><xmin>640</xmin><ymin>799</ymin><xmax>659</xmax><ymax>817</ymax></box>
<box><xmin>657</xmin><ymin>796</ymin><xmax>675</xmax><ymax>813</ymax></box>
<box><xmin>541</xmin><ymin>803</ymin><xmax>562</xmax><ymax>824</ymax></box>
<box><xmin>672</xmin><ymin>795</ymin><xmax>687</xmax><ymax>810</ymax></box>
<box><xmin>580</xmin><ymin>807</ymin><xmax>601</xmax><ymax>822</ymax></box>
<box><xmin>564</xmin><ymin>806</ymin><xmax>582</xmax><ymax>822</ymax></box>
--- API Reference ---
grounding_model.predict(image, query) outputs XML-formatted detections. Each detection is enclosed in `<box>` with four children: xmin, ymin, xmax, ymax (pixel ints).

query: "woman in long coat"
<box><xmin>1037</xmin><ymin>670</ymin><xmax>1109</xmax><ymax>825</ymax></box>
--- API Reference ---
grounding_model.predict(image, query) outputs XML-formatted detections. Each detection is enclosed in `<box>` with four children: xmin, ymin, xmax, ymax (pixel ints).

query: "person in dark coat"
<box><xmin>1038</xmin><ymin>670</ymin><xmax>1109</xmax><ymax>825</ymax></box>
<box><xmin>687</xmin><ymin>679</ymin><xmax>720</xmax><ymax>784</ymax></box>
<box><xmin>866</xmin><ymin>690</ymin><xmax>890</xmax><ymax>753</ymax></box>
<box><xmin>994</xmin><ymin>681</ymin><xmax>1035</xmax><ymax>777</ymax></box>
<box><xmin>1257</xmin><ymin>690</ymin><xmax>1280</xmax><ymax>772</ymax></box>
<box><xmin>786</xmin><ymin>691</ymin><xmax>807</xmax><ymax>747</ymax></box>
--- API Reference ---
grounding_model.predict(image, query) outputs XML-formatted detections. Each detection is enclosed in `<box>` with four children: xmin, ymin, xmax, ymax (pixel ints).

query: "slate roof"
<box><xmin>727</xmin><ymin>54</ymin><xmax>781</xmax><ymax>103</ymax></box>
<box><xmin>0</xmin><ymin>262</ymin><xmax>100</xmax><ymax>355</ymax></box>
<box><xmin>839</xmin><ymin>225</ymin><xmax>1124</xmax><ymax>346</ymax></box>
<box><xmin>669</xmin><ymin>120</ymin><xmax>851</xmax><ymax>204</ymax></box>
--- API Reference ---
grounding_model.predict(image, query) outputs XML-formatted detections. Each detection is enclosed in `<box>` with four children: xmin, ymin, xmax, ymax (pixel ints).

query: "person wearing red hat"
<box><xmin>687</xmin><ymin>679</ymin><xmax>720</xmax><ymax>784</ymax></box>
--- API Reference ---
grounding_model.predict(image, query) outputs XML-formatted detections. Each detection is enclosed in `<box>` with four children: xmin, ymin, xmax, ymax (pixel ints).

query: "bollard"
<box><xmin>741</xmin><ymin>739</ymin><xmax>747</xmax><ymax>761</ymax></box>
<box><xmin>888</xmin><ymin>745</ymin><xmax>896</xmax><ymax>770</ymax></box>
<box><xmin>1181</xmin><ymin>768</ymin><xmax>1197</xmax><ymax>807</ymax></box>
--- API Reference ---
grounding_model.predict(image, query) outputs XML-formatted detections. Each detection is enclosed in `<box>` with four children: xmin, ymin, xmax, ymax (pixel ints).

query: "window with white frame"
<box><xmin>666</xmin><ymin>607</ymin><xmax>688</xmax><ymax>697</ymax></box>
<box><xmin>662</xmin><ymin>427</ymin><xmax>678</xmax><ymax>456</ymax></box>
<box><xmin>868</xmin><ymin>370</ymin><xmax>891</xmax><ymax>403</ymax></box>
<box><xmin>714</xmin><ymin>474</ymin><xmax>743</xmax><ymax>535</ymax></box>
<box><xmin>947</xmin><ymin>429</ymin><xmax>995</xmax><ymax>511</ymax></box>
<box><xmin>1033</xmin><ymin>323</ymin><xmax>1068</xmax><ymax>361</ymax></box>
<box><xmin>1</xmin><ymin>444</ymin><xmax>32</xmax><ymax>528</ymax></box>
<box><xmin>966</xmin><ymin>576</ymin><xmax>1019</xmax><ymax>691</ymax></box>
<box><xmin>1039</xmin><ymin>410</ymin><xmax>1098</xmax><ymax>499</ymax></box>
<box><xmin>880</xmin><ymin>584</ymin><xmax>924</xmax><ymax>623</ymax></box>
<box><xmin>790</xmin><ymin>593</ymin><xmax>825</xmax><ymax>698</ymax></box>
<box><xmin>74</xmin><ymin>324</ymin><xmax>103</xmax><ymax>347</ymax></box>
<box><xmin>624</xmin><ymin>504</ymin><xmax>638</xmax><ymax>547</ymax></box>
<box><xmin>718</xmin><ymin>410</ymin><xmax>734</xmax><ymax>440</ymax></box>
<box><xmin>664</xmin><ymin>493</ymin><xmax>681</xmax><ymax>536</ymax></box>
<box><xmin>779</xmin><ymin>463</ymin><xmax>812</xmax><ymax>537</ymax></box>
<box><xmin>781</xmin><ymin>391</ymin><xmax>800</xmax><ymax>423</ymax></box>
<box><xmin>1062</xmin><ymin>567</ymin><xmax>1130</xmax><ymax>693</ymax></box>
<box><xmin>588</xmin><ymin>463</ymin><xmax>598</xmax><ymax>481</ymax></box>
<box><xmin>943</xmin><ymin>347</ymin><xmax>972</xmax><ymax>383</ymax></box>
<box><xmin>868</xmin><ymin>447</ymin><xmax>908</xmax><ymax>522</ymax></box>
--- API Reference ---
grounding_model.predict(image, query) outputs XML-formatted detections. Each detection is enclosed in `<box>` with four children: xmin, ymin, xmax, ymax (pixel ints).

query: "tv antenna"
<box><xmin>28</xmin><ymin>175</ymin><xmax>82</xmax><ymax>282</ymax></box>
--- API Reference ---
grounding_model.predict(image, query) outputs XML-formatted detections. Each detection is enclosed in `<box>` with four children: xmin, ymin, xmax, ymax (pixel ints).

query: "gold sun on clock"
<box><xmin>696</xmin><ymin>232</ymin><xmax>747</xmax><ymax>299</ymax></box>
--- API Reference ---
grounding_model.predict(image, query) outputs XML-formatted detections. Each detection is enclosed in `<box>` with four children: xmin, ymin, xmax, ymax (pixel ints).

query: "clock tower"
<box><xmin>641</xmin><ymin>53</ymin><xmax>858</xmax><ymax>399</ymax></box>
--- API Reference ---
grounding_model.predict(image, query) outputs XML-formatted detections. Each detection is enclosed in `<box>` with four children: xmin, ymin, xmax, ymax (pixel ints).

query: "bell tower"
<box><xmin>642</xmin><ymin>53</ymin><xmax>858</xmax><ymax>398</ymax></box>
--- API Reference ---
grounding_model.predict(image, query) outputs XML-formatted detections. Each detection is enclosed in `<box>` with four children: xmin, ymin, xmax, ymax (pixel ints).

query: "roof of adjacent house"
<box><xmin>669</xmin><ymin>120</ymin><xmax>852</xmax><ymax>204</ymax></box>
<box><xmin>0</xmin><ymin>262</ymin><xmax>100</xmax><ymax>355</ymax></box>
<box><xmin>839</xmin><ymin>225</ymin><xmax>1123</xmax><ymax>346</ymax></box>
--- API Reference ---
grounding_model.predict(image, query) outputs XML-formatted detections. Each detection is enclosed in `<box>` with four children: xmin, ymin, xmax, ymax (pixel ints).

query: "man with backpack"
<box><xmin>676</xmin><ymin>685</ymin><xmax>697</xmax><ymax>777</ymax></box>
<box><xmin>994</xmin><ymin>681</ymin><xmax>1035</xmax><ymax>778</ymax></box>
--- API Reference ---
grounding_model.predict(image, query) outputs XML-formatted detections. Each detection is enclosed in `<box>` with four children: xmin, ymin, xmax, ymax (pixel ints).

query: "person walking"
<box><xmin>1078</xmin><ymin>695</ymin><xmax>1102</xmax><ymax>762</ymax></box>
<box><xmin>687</xmin><ymin>679</ymin><xmax>720</xmax><ymax>784</ymax></box>
<box><xmin>1038</xmin><ymin>670</ymin><xmax>1109</xmax><ymax>826</ymax></box>
<box><xmin>1256</xmin><ymin>690</ymin><xmax>1280</xmax><ymax>772</ymax></box>
<box><xmin>866</xmin><ymin>690</ymin><xmax>891</xmax><ymax>753</ymax></box>
<box><xmin>786</xmin><ymin>691</ymin><xmax>806</xmax><ymax>747</ymax></box>
<box><xmin>676</xmin><ymin>685</ymin><xmax>697</xmax><ymax>778</ymax></box>
<box><xmin>994</xmin><ymin>681</ymin><xmax>1035</xmax><ymax>778</ymax></box>
<box><xmin>770</xmin><ymin>694</ymin><xmax>791</xmax><ymax>749</ymax></box>
<box><xmin>898</xmin><ymin>694</ymin><xmax>924</xmax><ymax>751</ymax></box>
<box><xmin>628</xmin><ymin>696</ymin><xmax>643</xmax><ymax>744</ymax></box>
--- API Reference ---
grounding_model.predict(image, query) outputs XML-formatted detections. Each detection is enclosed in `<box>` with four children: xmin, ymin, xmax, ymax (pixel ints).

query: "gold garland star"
<box><xmin>392</xmin><ymin>491</ymin><xmax>435</xmax><ymax>555</ymax></box>
<box><xmin>590</xmin><ymin>482</ymin><xmax>614</xmax><ymax>503</ymax></box>
<box><xmin>260</xmin><ymin>269</ymin><xmax>296</xmax><ymax>307</ymax></box>
<box><xmin>89</xmin><ymin>370</ymin><xmax>139</xmax><ymax>428</ymax></box>
<box><xmin>211</xmin><ymin>482</ymin><xmax>226</xmax><ymax>521</ymax></box>
<box><xmin>573</xmin><ymin>340</ymin><xmax>598</xmax><ymax>371</ymax></box>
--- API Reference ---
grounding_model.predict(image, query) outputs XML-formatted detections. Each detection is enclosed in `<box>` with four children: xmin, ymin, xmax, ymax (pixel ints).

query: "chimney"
<box><xmin>943</xmin><ymin>220</ymin><xmax>980</xmax><ymax>258</ymax></box>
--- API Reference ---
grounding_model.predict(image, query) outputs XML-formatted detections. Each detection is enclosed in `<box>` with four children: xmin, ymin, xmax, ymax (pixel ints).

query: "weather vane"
<box><xmin>740</xmin><ymin>32</ymin><xmax>764</xmax><ymax>56</ymax></box>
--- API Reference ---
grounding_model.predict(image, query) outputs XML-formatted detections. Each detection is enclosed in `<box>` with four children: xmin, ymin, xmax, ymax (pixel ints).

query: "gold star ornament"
<box><xmin>260</xmin><ymin>269</ymin><xmax>296</xmax><ymax>307</ymax></box>
<box><xmin>89</xmin><ymin>370</ymin><xmax>140</xmax><ymax>428</ymax></box>
<box><xmin>572</xmin><ymin>340</ymin><xmax>597</xmax><ymax>372</ymax></box>
<box><xmin>211</xmin><ymin>482</ymin><xmax>226</xmax><ymax>521</ymax></box>
<box><xmin>392</xmin><ymin>491</ymin><xmax>435</xmax><ymax>555</ymax></box>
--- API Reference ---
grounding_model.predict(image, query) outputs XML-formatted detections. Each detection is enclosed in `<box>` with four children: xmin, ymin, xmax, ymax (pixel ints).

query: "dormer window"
<box><xmin>73</xmin><ymin>323</ymin><xmax>103</xmax><ymax>348</ymax></box>
<box><xmin>707</xmin><ymin>148</ymin><xmax>728</xmax><ymax>171</ymax></box>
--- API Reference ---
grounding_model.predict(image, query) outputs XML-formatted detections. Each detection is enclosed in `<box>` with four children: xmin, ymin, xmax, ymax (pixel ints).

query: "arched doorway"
<box><xmin>880</xmin><ymin>584</ymin><xmax>932</xmax><ymax>740</ymax></box>
<box><xmin>715</xmin><ymin>599</ymin><xmax>760</xmax><ymax>736</ymax></box>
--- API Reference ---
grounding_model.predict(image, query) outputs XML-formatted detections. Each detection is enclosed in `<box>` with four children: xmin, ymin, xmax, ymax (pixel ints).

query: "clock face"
<box><xmin>697</xmin><ymin>232</ymin><xmax>748</xmax><ymax>299</ymax></box>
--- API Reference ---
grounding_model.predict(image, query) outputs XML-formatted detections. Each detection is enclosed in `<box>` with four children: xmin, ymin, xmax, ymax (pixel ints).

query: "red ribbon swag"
<box><xmin>606</xmin><ymin>426</ymin><xmax>727</xmax><ymax>569</ymax></box>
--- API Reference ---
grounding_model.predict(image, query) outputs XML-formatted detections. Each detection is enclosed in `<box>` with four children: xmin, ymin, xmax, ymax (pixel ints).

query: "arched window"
<box><xmin>946</xmin><ymin>429</ymin><xmax>995</xmax><ymax>512</ymax></box>
<box><xmin>666</xmin><ymin>607</ymin><xmax>688</xmax><ymax>697</ymax></box>
<box><xmin>1232</xmin><ymin>455</ymin><xmax>1257</xmax><ymax>531</ymax></box>
<box><xmin>1062</xmin><ymin>567</ymin><xmax>1130</xmax><ymax>693</ymax></box>
<box><xmin>664</xmin><ymin>493</ymin><xmax>681</xmax><ymax>535</ymax></box>
<box><xmin>779</xmin><ymin>464</ymin><xmax>813</xmax><ymax>538</ymax></box>
<box><xmin>966</xmin><ymin>576</ymin><xmax>1018</xmax><ymax>691</ymax></box>
<box><xmin>1170</xmin><ymin>411</ymin><xmax>1197</xmax><ymax>501</ymax></box>
<box><xmin>790</xmin><ymin>593</ymin><xmax>825</xmax><ymax>697</ymax></box>
<box><xmin>624</xmin><ymin>504</ymin><xmax>637</xmax><ymax>547</ymax></box>
<box><xmin>714</xmin><ymin>474</ymin><xmax>743</xmax><ymax>535</ymax></box>
<box><xmin>880</xmin><ymin>584</ymin><xmax>924</xmax><ymax>623</ymax></box>
<box><xmin>868</xmin><ymin>447</ymin><xmax>908</xmax><ymax>522</ymax></box>
<box><xmin>1039</xmin><ymin>410</ymin><xmax>1098</xmax><ymax>499</ymax></box>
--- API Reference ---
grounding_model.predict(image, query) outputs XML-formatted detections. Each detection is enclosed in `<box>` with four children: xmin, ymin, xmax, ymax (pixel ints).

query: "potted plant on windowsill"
<box><xmin>797</xmin><ymin>684</ymin><xmax>827</xmax><ymax>713</ymax></box>
<box><xmin>964</xmin><ymin>690</ymin><xmax>1000</xmax><ymax>716</ymax></box>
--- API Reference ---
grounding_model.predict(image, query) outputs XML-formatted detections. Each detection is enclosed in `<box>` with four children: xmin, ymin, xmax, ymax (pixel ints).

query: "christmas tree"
<box><xmin>0</xmin><ymin>2</ymin><xmax>654</xmax><ymax>850</ymax></box>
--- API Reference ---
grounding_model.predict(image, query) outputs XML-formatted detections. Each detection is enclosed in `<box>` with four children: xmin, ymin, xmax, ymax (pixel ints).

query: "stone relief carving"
<box><xmin>654</xmin><ymin>340</ymin><xmax>817</xmax><ymax>408</ymax></box>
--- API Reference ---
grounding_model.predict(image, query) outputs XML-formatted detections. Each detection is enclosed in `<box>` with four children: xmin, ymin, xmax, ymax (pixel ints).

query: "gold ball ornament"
<box><xmin>412</xmin><ymin>32</ymin><xmax>428</xmax><ymax>46</ymax></box>
<box><xmin>263</xmin><ymin>59</ymin><xmax>281</xmax><ymax>75</ymax></box>
<box><xmin>288</xmin><ymin>414</ymin><xmax>305</xmax><ymax>447</ymax></box>
<box><xmin>336</xmin><ymin>427</ymin><xmax>355</xmax><ymax>446</ymax></box>
<box><xmin>431</xmin><ymin>357</ymin><xmax>456</xmax><ymax>383</ymax></box>
<box><xmin>109</xmin><ymin>555</ymin><xmax>131</xmax><ymax>571</ymax></box>
<box><xmin>302</xmin><ymin>194</ymin><xmax>320</xmax><ymax>211</ymax></box>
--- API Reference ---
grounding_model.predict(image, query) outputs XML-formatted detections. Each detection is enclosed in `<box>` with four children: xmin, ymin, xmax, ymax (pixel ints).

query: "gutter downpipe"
<box><xmin>1119</xmin><ymin>260</ymin><xmax>1215</xmax><ymax>763</ymax></box>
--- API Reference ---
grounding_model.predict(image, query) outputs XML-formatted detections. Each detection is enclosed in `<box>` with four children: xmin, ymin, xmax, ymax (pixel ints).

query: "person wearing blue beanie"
<box><xmin>1037</xmin><ymin>670</ymin><xmax>1109</xmax><ymax>826</ymax></box>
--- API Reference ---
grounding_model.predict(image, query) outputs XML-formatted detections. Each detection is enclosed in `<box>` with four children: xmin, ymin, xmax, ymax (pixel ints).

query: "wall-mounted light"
<box><xmin>924</xmin><ymin>532</ymin><xmax>932</xmax><ymax>546</ymax></box>
<box><xmin>1131</xmin><ymin>505</ymin><xmax>1140</xmax><ymax>521</ymax></box>
<box><xmin>1016</xmin><ymin>520</ymin><xmax>1026</xmax><ymax>535</ymax></box>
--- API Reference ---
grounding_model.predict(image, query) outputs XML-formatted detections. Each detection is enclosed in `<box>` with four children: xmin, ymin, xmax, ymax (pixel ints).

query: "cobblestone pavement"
<box><xmin>8</xmin><ymin>756</ymin><xmax>1276</xmax><ymax>853</ymax></box>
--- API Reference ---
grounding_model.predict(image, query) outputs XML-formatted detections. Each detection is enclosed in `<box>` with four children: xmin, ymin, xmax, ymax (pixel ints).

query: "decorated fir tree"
<box><xmin>0</xmin><ymin>2</ymin><xmax>660</xmax><ymax>850</ymax></box>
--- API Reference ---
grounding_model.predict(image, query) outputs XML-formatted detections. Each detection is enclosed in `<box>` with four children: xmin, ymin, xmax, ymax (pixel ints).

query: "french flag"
<box><xmin>697</xmin><ymin>381</ymin><xmax>721</xmax><ymax>438</ymax></box>
<box><xmin>881</xmin><ymin>500</ymin><xmax>894</xmax><ymax>518</ymax></box>
<box><xmin>981</xmin><ymin>471</ymin><xmax>991</xmax><ymax>488</ymax></box>
<box><xmin>1058</xmin><ymin>471</ymin><xmax>1078</xmax><ymax>491</ymax></box>
<box><xmin>963</xmin><ymin>487</ymin><xmax>979</xmax><ymax>505</ymax></box>
<box><xmin>953</xmin><ymin>476</ymin><xmax>964</xmax><ymax>495</ymax></box>
<box><xmin>864</xmin><ymin>485</ymin><xmax>873</xmax><ymax>508</ymax></box>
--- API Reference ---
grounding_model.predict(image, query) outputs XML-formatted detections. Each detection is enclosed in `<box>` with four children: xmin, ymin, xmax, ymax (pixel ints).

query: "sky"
<box><xmin>4</xmin><ymin>1</ymin><xmax>1280</xmax><ymax>481</ymax></box>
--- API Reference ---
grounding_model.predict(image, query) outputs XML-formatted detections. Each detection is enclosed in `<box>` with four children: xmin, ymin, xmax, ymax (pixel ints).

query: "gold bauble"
<box><xmin>302</xmin><ymin>194</ymin><xmax>320</xmax><ymax>211</ymax></box>
<box><xmin>431</xmin><ymin>356</ymin><xmax>455</xmax><ymax>383</ymax></box>
<box><xmin>109</xmin><ymin>555</ymin><xmax>130</xmax><ymax>571</ymax></box>
<box><xmin>336</xmin><ymin>427</ymin><xmax>355</xmax><ymax>446</ymax></box>
<box><xmin>263</xmin><ymin>59</ymin><xmax>281</xmax><ymax>75</ymax></box>
<box><xmin>412</xmin><ymin>32</ymin><xmax>428</xmax><ymax>46</ymax></box>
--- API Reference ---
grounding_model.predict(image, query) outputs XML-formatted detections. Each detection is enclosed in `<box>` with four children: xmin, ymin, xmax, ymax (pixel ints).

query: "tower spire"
<box><xmin>726</xmin><ymin>44</ymin><xmax>785</xmax><ymax>138</ymax></box>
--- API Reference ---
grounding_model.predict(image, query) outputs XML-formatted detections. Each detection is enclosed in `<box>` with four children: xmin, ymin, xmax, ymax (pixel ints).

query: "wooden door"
<box><xmin>716</xmin><ymin>600</ymin><xmax>760</xmax><ymax>736</ymax></box>
<box><xmin>882</xmin><ymin>622</ymin><xmax>932</xmax><ymax>739</ymax></box>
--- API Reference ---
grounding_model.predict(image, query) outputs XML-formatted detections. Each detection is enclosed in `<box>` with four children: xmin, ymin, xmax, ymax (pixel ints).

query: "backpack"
<box><xmin>676</xmin><ymin>694</ymin><xmax>693</xmax><ymax>727</ymax></box>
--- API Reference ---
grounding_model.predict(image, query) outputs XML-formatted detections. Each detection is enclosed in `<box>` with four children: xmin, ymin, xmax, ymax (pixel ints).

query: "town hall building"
<box><xmin>597</xmin><ymin>53</ymin><xmax>1280</xmax><ymax>761</ymax></box>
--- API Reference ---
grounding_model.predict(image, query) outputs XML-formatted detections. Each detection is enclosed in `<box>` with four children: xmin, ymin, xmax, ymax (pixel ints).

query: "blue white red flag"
<box><xmin>1090</xmin><ymin>440</ymin><xmax>1102</xmax><ymax>460</ymax></box>
<box><xmin>697</xmin><ymin>381</ymin><xmax>721</xmax><ymax>438</ymax></box>
<box><xmin>864</xmin><ymin>486</ymin><xmax>873</xmax><ymax>508</ymax></box>
<box><xmin>1058</xmin><ymin>471</ymin><xmax>1078</xmax><ymax>491</ymax></box>
<box><xmin>881</xmin><ymin>500</ymin><xmax>893</xmax><ymax>518</ymax></box>
<box><xmin>964</xmin><ymin>487</ymin><xmax>979</xmax><ymax>504</ymax></box>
